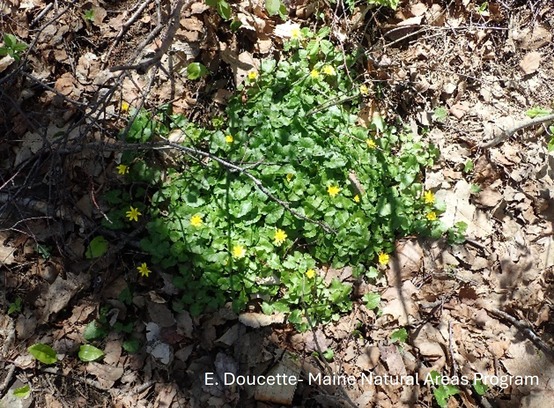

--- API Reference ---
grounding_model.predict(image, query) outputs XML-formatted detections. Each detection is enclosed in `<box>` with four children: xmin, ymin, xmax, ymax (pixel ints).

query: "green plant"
<box><xmin>112</xmin><ymin>28</ymin><xmax>448</xmax><ymax>330</ymax></box>
<box><xmin>390</xmin><ymin>327</ymin><xmax>408</xmax><ymax>343</ymax></box>
<box><xmin>13</xmin><ymin>385</ymin><xmax>31</xmax><ymax>399</ymax></box>
<box><xmin>433</xmin><ymin>106</ymin><xmax>448</xmax><ymax>123</ymax></box>
<box><xmin>0</xmin><ymin>33</ymin><xmax>27</xmax><ymax>61</ymax></box>
<box><xmin>366</xmin><ymin>0</ymin><xmax>399</xmax><ymax>9</ymax></box>
<box><xmin>83</xmin><ymin>9</ymin><xmax>95</xmax><ymax>22</ymax></box>
<box><xmin>7</xmin><ymin>297</ymin><xmax>22</xmax><ymax>315</ymax></box>
<box><xmin>36</xmin><ymin>243</ymin><xmax>51</xmax><ymax>259</ymax></box>
<box><xmin>265</xmin><ymin>0</ymin><xmax>287</xmax><ymax>19</ymax></box>
<box><xmin>428</xmin><ymin>371</ymin><xmax>460</xmax><ymax>408</ymax></box>
<box><xmin>473</xmin><ymin>379</ymin><xmax>488</xmax><ymax>396</ymax></box>
<box><xmin>78</xmin><ymin>344</ymin><xmax>104</xmax><ymax>362</ymax></box>
<box><xmin>205</xmin><ymin>0</ymin><xmax>232</xmax><ymax>20</ymax></box>
<box><xmin>187</xmin><ymin>62</ymin><xmax>209</xmax><ymax>80</ymax></box>
<box><xmin>85</xmin><ymin>236</ymin><xmax>109</xmax><ymax>258</ymax></box>
<box><xmin>28</xmin><ymin>343</ymin><xmax>58</xmax><ymax>365</ymax></box>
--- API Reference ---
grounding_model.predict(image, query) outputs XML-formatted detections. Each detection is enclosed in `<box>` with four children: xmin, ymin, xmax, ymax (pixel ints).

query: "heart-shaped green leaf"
<box><xmin>85</xmin><ymin>236</ymin><xmax>109</xmax><ymax>259</ymax></box>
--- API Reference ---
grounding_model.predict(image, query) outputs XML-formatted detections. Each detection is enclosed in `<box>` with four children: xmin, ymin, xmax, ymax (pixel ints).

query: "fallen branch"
<box><xmin>486</xmin><ymin>307</ymin><xmax>554</xmax><ymax>361</ymax></box>
<box><xmin>480</xmin><ymin>113</ymin><xmax>554</xmax><ymax>148</ymax></box>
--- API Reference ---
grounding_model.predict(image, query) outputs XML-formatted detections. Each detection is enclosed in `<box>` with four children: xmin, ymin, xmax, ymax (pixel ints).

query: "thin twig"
<box><xmin>481</xmin><ymin>113</ymin><xmax>554</xmax><ymax>148</ymax></box>
<box><xmin>486</xmin><ymin>307</ymin><xmax>554</xmax><ymax>360</ymax></box>
<box><xmin>110</xmin><ymin>0</ymin><xmax>189</xmax><ymax>73</ymax></box>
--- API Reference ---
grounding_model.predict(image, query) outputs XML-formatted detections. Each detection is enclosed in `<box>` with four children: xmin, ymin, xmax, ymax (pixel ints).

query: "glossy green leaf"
<box><xmin>28</xmin><ymin>343</ymin><xmax>58</xmax><ymax>365</ymax></box>
<box><xmin>83</xmin><ymin>321</ymin><xmax>108</xmax><ymax>341</ymax></box>
<box><xmin>13</xmin><ymin>384</ymin><xmax>31</xmax><ymax>399</ymax></box>
<box><xmin>186</xmin><ymin>62</ymin><xmax>208</xmax><ymax>80</ymax></box>
<box><xmin>85</xmin><ymin>236</ymin><xmax>109</xmax><ymax>259</ymax></box>
<box><xmin>78</xmin><ymin>344</ymin><xmax>104</xmax><ymax>362</ymax></box>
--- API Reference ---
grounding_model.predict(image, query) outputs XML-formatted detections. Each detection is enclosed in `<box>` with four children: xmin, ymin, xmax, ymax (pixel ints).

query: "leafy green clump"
<box><xmin>116</xmin><ymin>28</ymin><xmax>442</xmax><ymax>329</ymax></box>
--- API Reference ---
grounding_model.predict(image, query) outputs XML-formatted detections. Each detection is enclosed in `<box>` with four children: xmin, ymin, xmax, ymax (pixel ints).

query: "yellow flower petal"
<box><xmin>354</xmin><ymin>194</ymin><xmax>360</xmax><ymax>203</ymax></box>
<box><xmin>426</xmin><ymin>211</ymin><xmax>437</xmax><ymax>221</ymax></box>
<box><xmin>378</xmin><ymin>252</ymin><xmax>389</xmax><ymax>266</ymax></box>
<box><xmin>116</xmin><ymin>164</ymin><xmax>129</xmax><ymax>175</ymax></box>
<box><xmin>306</xmin><ymin>269</ymin><xmax>316</xmax><ymax>279</ymax></box>
<box><xmin>322</xmin><ymin>65</ymin><xmax>336</xmax><ymax>76</ymax></box>
<box><xmin>232</xmin><ymin>244</ymin><xmax>246</xmax><ymax>259</ymax></box>
<box><xmin>310</xmin><ymin>69</ymin><xmax>319</xmax><ymax>79</ymax></box>
<box><xmin>190</xmin><ymin>214</ymin><xmax>203</xmax><ymax>227</ymax></box>
<box><xmin>126</xmin><ymin>206</ymin><xmax>141</xmax><ymax>222</ymax></box>
<box><xmin>273</xmin><ymin>229</ymin><xmax>287</xmax><ymax>246</ymax></box>
<box><xmin>137</xmin><ymin>263</ymin><xmax>151</xmax><ymax>277</ymax></box>
<box><xmin>359</xmin><ymin>84</ymin><xmax>369</xmax><ymax>95</ymax></box>
<box><xmin>225</xmin><ymin>135</ymin><xmax>234</xmax><ymax>143</ymax></box>
<box><xmin>366</xmin><ymin>139</ymin><xmax>376</xmax><ymax>149</ymax></box>
<box><xmin>247</xmin><ymin>71</ymin><xmax>258</xmax><ymax>81</ymax></box>
<box><xmin>424</xmin><ymin>190</ymin><xmax>435</xmax><ymax>204</ymax></box>
<box><xmin>327</xmin><ymin>185</ymin><xmax>341</xmax><ymax>198</ymax></box>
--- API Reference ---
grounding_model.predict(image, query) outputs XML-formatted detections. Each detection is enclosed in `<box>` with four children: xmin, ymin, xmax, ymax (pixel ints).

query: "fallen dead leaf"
<box><xmin>519</xmin><ymin>51</ymin><xmax>541</xmax><ymax>75</ymax></box>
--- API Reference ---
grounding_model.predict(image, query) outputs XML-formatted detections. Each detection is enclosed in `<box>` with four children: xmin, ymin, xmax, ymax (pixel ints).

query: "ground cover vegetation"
<box><xmin>103</xmin><ymin>27</ymin><xmax>453</xmax><ymax>330</ymax></box>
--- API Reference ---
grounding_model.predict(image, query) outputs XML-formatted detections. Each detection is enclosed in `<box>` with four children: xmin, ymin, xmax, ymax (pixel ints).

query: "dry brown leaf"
<box><xmin>86</xmin><ymin>363</ymin><xmax>124</xmax><ymax>389</ymax></box>
<box><xmin>238</xmin><ymin>312</ymin><xmax>285</xmax><ymax>328</ymax></box>
<box><xmin>519</xmin><ymin>51</ymin><xmax>541</xmax><ymax>75</ymax></box>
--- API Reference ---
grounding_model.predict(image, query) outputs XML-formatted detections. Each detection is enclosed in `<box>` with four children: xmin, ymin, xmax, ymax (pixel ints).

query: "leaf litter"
<box><xmin>1</xmin><ymin>0</ymin><xmax>554</xmax><ymax>407</ymax></box>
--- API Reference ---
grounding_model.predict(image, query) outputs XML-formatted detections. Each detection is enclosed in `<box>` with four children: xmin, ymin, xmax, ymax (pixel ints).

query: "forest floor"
<box><xmin>1</xmin><ymin>0</ymin><xmax>554</xmax><ymax>407</ymax></box>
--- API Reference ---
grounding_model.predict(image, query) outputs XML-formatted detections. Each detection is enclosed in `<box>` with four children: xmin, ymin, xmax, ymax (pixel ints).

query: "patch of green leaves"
<box><xmin>0</xmin><ymin>33</ymin><xmax>28</xmax><ymax>61</ymax></box>
<box><xmin>113</xmin><ymin>29</ymin><xmax>450</xmax><ymax>330</ymax></box>
<box><xmin>28</xmin><ymin>343</ymin><xmax>58</xmax><ymax>365</ymax></box>
<box><xmin>433</xmin><ymin>106</ymin><xmax>448</xmax><ymax>122</ymax></box>
<box><xmin>205</xmin><ymin>0</ymin><xmax>232</xmax><ymax>20</ymax></box>
<box><xmin>428</xmin><ymin>370</ymin><xmax>460</xmax><ymax>408</ymax></box>
<box><xmin>265</xmin><ymin>0</ymin><xmax>287</xmax><ymax>19</ymax></box>
<box><xmin>83</xmin><ymin>9</ymin><xmax>95</xmax><ymax>22</ymax></box>
<box><xmin>8</xmin><ymin>297</ymin><xmax>22</xmax><ymax>315</ymax></box>
<box><xmin>363</xmin><ymin>292</ymin><xmax>381</xmax><ymax>310</ymax></box>
<box><xmin>390</xmin><ymin>328</ymin><xmax>408</xmax><ymax>344</ymax></box>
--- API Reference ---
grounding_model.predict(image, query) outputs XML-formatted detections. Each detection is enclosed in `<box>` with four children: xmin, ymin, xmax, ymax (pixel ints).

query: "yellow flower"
<box><xmin>232</xmin><ymin>244</ymin><xmax>246</xmax><ymax>259</ymax></box>
<box><xmin>426</xmin><ymin>211</ymin><xmax>437</xmax><ymax>221</ymax></box>
<box><xmin>359</xmin><ymin>84</ymin><xmax>369</xmax><ymax>95</ymax></box>
<box><xmin>190</xmin><ymin>214</ymin><xmax>203</xmax><ymax>227</ymax></box>
<box><xmin>286</xmin><ymin>173</ymin><xmax>294</xmax><ymax>182</ymax></box>
<box><xmin>327</xmin><ymin>185</ymin><xmax>341</xmax><ymax>198</ymax></box>
<box><xmin>310</xmin><ymin>69</ymin><xmax>320</xmax><ymax>79</ymax></box>
<box><xmin>424</xmin><ymin>190</ymin><xmax>435</xmax><ymax>204</ymax></box>
<box><xmin>120</xmin><ymin>101</ymin><xmax>129</xmax><ymax>112</ymax></box>
<box><xmin>378</xmin><ymin>252</ymin><xmax>389</xmax><ymax>266</ymax></box>
<box><xmin>354</xmin><ymin>194</ymin><xmax>360</xmax><ymax>203</ymax></box>
<box><xmin>126</xmin><ymin>206</ymin><xmax>141</xmax><ymax>222</ymax></box>
<box><xmin>116</xmin><ymin>164</ymin><xmax>129</xmax><ymax>175</ymax></box>
<box><xmin>273</xmin><ymin>229</ymin><xmax>287</xmax><ymax>246</ymax></box>
<box><xmin>225</xmin><ymin>134</ymin><xmax>234</xmax><ymax>143</ymax></box>
<box><xmin>322</xmin><ymin>65</ymin><xmax>336</xmax><ymax>76</ymax></box>
<box><xmin>291</xmin><ymin>27</ymin><xmax>301</xmax><ymax>39</ymax></box>
<box><xmin>306</xmin><ymin>269</ymin><xmax>316</xmax><ymax>279</ymax></box>
<box><xmin>247</xmin><ymin>71</ymin><xmax>258</xmax><ymax>81</ymax></box>
<box><xmin>137</xmin><ymin>263</ymin><xmax>151</xmax><ymax>277</ymax></box>
<box><xmin>366</xmin><ymin>139</ymin><xmax>376</xmax><ymax>149</ymax></box>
